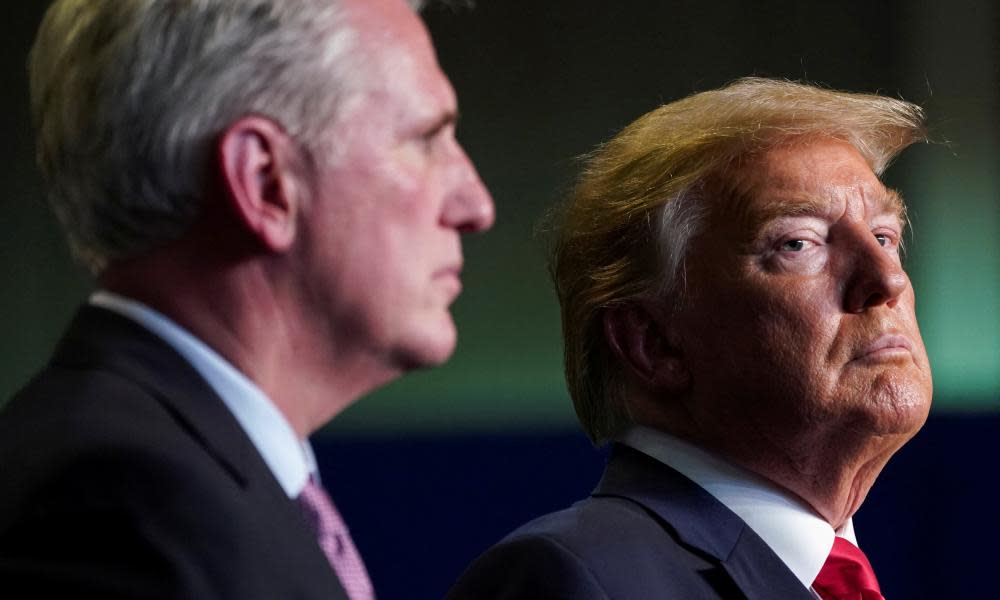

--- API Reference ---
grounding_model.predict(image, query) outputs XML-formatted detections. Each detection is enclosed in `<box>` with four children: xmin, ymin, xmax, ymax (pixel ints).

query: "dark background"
<box><xmin>3</xmin><ymin>1</ymin><xmax>999</xmax><ymax>598</ymax></box>
<box><xmin>320</xmin><ymin>414</ymin><xmax>1000</xmax><ymax>599</ymax></box>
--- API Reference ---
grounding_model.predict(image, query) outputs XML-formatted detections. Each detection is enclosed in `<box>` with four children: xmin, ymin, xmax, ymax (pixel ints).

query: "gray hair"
<box><xmin>29</xmin><ymin>0</ymin><xmax>429</xmax><ymax>273</ymax></box>
<box><xmin>552</xmin><ymin>78</ymin><xmax>927</xmax><ymax>444</ymax></box>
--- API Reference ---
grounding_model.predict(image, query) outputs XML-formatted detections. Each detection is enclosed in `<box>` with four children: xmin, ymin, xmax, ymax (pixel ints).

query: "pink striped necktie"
<box><xmin>297</xmin><ymin>478</ymin><xmax>375</xmax><ymax>600</ymax></box>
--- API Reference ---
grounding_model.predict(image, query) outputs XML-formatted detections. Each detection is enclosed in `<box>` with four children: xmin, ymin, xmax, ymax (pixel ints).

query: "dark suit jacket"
<box><xmin>448</xmin><ymin>444</ymin><xmax>816</xmax><ymax>600</ymax></box>
<box><xmin>0</xmin><ymin>305</ymin><xmax>348</xmax><ymax>599</ymax></box>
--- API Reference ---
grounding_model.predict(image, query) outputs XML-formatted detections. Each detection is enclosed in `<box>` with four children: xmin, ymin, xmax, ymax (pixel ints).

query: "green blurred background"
<box><xmin>2</xmin><ymin>0</ymin><xmax>998</xmax><ymax>433</ymax></box>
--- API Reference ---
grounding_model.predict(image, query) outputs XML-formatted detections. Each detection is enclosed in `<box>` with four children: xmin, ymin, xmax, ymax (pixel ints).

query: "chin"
<box><xmin>393</xmin><ymin>318</ymin><xmax>458</xmax><ymax>371</ymax></box>
<box><xmin>861</xmin><ymin>373</ymin><xmax>932</xmax><ymax>437</ymax></box>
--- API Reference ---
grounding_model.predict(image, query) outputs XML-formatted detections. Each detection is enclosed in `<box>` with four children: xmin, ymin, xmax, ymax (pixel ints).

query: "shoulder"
<box><xmin>0</xmin><ymin>312</ymin><xmax>340</xmax><ymax>598</ymax></box>
<box><xmin>2</xmin><ymin>366</ymin><xmax>238</xmax><ymax>541</ymax></box>
<box><xmin>0</xmin><ymin>366</ymin><xmax>305</xmax><ymax>597</ymax></box>
<box><xmin>0</xmin><ymin>353</ymin><xmax>264</xmax><ymax>532</ymax></box>
<box><xmin>448</xmin><ymin>496</ymin><xmax>720</xmax><ymax>600</ymax></box>
<box><xmin>0</xmin><ymin>437</ymin><xmax>239</xmax><ymax>597</ymax></box>
<box><xmin>447</xmin><ymin>530</ymin><xmax>610</xmax><ymax>600</ymax></box>
<box><xmin>1</xmin><ymin>362</ymin><xmax>220</xmax><ymax>497</ymax></box>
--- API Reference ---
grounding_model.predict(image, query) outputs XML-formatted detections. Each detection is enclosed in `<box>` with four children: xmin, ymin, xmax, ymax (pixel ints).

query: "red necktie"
<box><xmin>812</xmin><ymin>537</ymin><xmax>884</xmax><ymax>600</ymax></box>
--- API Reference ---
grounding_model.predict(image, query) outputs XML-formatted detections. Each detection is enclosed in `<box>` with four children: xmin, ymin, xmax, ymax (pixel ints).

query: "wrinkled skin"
<box><xmin>659</xmin><ymin>138</ymin><xmax>932</xmax><ymax>526</ymax></box>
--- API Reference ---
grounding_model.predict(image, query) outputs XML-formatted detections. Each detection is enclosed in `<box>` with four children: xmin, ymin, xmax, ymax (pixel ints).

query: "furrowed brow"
<box><xmin>738</xmin><ymin>194</ymin><xmax>834</xmax><ymax>240</ymax></box>
<box><xmin>736</xmin><ymin>187</ymin><xmax>907</xmax><ymax>241</ymax></box>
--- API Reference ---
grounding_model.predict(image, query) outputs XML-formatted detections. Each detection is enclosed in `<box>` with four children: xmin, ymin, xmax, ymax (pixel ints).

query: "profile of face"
<box><xmin>669</xmin><ymin>137</ymin><xmax>932</xmax><ymax>464</ymax></box>
<box><xmin>296</xmin><ymin>0</ymin><xmax>494</xmax><ymax>371</ymax></box>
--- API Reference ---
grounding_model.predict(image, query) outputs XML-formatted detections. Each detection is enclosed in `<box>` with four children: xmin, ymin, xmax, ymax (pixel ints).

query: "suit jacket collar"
<box><xmin>593</xmin><ymin>444</ymin><xmax>815</xmax><ymax>600</ymax></box>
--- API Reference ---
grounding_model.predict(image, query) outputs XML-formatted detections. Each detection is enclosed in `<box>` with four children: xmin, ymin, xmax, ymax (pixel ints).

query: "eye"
<box><xmin>416</xmin><ymin>117</ymin><xmax>454</xmax><ymax>153</ymax></box>
<box><xmin>780</xmin><ymin>239</ymin><xmax>813</xmax><ymax>252</ymax></box>
<box><xmin>418</xmin><ymin>129</ymin><xmax>440</xmax><ymax>151</ymax></box>
<box><xmin>873</xmin><ymin>231</ymin><xmax>901</xmax><ymax>250</ymax></box>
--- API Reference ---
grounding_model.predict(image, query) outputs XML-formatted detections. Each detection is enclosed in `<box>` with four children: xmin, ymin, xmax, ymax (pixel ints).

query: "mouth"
<box><xmin>435</xmin><ymin>263</ymin><xmax>463</xmax><ymax>279</ymax></box>
<box><xmin>435</xmin><ymin>264</ymin><xmax>464</xmax><ymax>299</ymax></box>
<box><xmin>851</xmin><ymin>333</ymin><xmax>914</xmax><ymax>363</ymax></box>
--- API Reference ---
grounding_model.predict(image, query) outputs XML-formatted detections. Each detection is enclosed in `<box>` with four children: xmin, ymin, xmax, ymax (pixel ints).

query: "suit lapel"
<box><xmin>50</xmin><ymin>305</ymin><xmax>349</xmax><ymax>599</ymax></box>
<box><xmin>721</xmin><ymin>526</ymin><xmax>819</xmax><ymax>600</ymax></box>
<box><xmin>593</xmin><ymin>444</ymin><xmax>814</xmax><ymax>600</ymax></box>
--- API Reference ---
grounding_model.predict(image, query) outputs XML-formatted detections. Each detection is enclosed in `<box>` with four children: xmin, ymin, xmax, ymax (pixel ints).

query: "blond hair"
<box><xmin>552</xmin><ymin>77</ymin><xmax>926</xmax><ymax>444</ymax></box>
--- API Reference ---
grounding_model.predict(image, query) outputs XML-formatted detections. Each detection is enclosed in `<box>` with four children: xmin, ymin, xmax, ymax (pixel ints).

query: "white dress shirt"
<box><xmin>621</xmin><ymin>425</ymin><xmax>857</xmax><ymax>596</ymax></box>
<box><xmin>90</xmin><ymin>290</ymin><xmax>316</xmax><ymax>499</ymax></box>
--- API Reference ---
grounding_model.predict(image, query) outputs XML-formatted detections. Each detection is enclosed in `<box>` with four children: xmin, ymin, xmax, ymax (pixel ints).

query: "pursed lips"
<box><xmin>434</xmin><ymin>263</ymin><xmax>463</xmax><ymax>279</ymax></box>
<box><xmin>434</xmin><ymin>263</ymin><xmax>464</xmax><ymax>299</ymax></box>
<box><xmin>851</xmin><ymin>333</ymin><xmax>914</xmax><ymax>362</ymax></box>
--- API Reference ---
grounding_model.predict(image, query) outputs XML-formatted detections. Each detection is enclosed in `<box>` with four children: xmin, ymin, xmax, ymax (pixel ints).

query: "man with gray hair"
<box><xmin>449</xmin><ymin>78</ymin><xmax>932</xmax><ymax>599</ymax></box>
<box><xmin>0</xmin><ymin>0</ymin><xmax>493</xmax><ymax>597</ymax></box>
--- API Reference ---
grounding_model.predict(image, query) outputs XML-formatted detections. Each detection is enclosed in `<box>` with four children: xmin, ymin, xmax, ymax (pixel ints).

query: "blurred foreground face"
<box><xmin>299</xmin><ymin>0</ymin><xmax>495</xmax><ymax>371</ymax></box>
<box><xmin>673</xmin><ymin>137</ymin><xmax>932</xmax><ymax>456</ymax></box>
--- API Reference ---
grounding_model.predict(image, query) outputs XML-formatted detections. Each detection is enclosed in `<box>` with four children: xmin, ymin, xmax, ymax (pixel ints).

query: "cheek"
<box><xmin>339</xmin><ymin>171</ymin><xmax>437</xmax><ymax>267</ymax></box>
<box><xmin>741</xmin><ymin>276</ymin><xmax>836</xmax><ymax>350</ymax></box>
<box><xmin>734</xmin><ymin>283</ymin><xmax>844</xmax><ymax>401</ymax></box>
<box><xmin>757</xmin><ymin>292</ymin><xmax>835</xmax><ymax>358</ymax></box>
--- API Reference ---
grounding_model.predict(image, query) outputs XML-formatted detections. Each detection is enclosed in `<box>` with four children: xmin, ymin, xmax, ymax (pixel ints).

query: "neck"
<box><xmin>100</xmin><ymin>241</ymin><xmax>401</xmax><ymax>438</ymax></box>
<box><xmin>711</xmin><ymin>430</ymin><xmax>902</xmax><ymax>528</ymax></box>
<box><xmin>628</xmin><ymin>391</ymin><xmax>908</xmax><ymax>529</ymax></box>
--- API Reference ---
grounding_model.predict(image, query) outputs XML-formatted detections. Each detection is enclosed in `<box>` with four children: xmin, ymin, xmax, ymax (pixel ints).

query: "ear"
<box><xmin>603</xmin><ymin>302</ymin><xmax>689</xmax><ymax>393</ymax></box>
<box><xmin>216</xmin><ymin>116</ymin><xmax>304</xmax><ymax>252</ymax></box>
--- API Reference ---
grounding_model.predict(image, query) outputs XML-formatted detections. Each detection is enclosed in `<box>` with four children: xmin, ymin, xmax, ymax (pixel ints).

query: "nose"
<box><xmin>843</xmin><ymin>230</ymin><xmax>908</xmax><ymax>313</ymax></box>
<box><xmin>441</xmin><ymin>148</ymin><xmax>495</xmax><ymax>233</ymax></box>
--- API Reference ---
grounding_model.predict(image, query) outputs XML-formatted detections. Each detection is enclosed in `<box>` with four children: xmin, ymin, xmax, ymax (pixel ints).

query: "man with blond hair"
<box><xmin>0</xmin><ymin>0</ymin><xmax>493</xmax><ymax>597</ymax></box>
<box><xmin>449</xmin><ymin>78</ymin><xmax>932</xmax><ymax>599</ymax></box>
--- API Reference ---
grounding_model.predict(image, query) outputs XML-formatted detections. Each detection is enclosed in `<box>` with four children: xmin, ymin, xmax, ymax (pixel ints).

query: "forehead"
<box><xmin>345</xmin><ymin>0</ymin><xmax>456</xmax><ymax>122</ymax></box>
<box><xmin>720</xmin><ymin>138</ymin><xmax>905</xmax><ymax>233</ymax></box>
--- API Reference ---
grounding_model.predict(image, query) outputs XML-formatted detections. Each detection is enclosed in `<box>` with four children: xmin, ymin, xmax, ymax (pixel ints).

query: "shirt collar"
<box><xmin>620</xmin><ymin>425</ymin><xmax>856</xmax><ymax>589</ymax></box>
<box><xmin>90</xmin><ymin>290</ymin><xmax>314</xmax><ymax>498</ymax></box>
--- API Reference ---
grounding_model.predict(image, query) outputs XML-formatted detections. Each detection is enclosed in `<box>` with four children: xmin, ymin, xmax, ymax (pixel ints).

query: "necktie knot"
<box><xmin>813</xmin><ymin>537</ymin><xmax>883</xmax><ymax>600</ymax></box>
<box><xmin>297</xmin><ymin>478</ymin><xmax>375</xmax><ymax>600</ymax></box>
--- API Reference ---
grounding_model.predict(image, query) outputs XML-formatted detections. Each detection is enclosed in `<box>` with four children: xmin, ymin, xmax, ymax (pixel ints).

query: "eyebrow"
<box><xmin>738</xmin><ymin>187</ymin><xmax>907</xmax><ymax>238</ymax></box>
